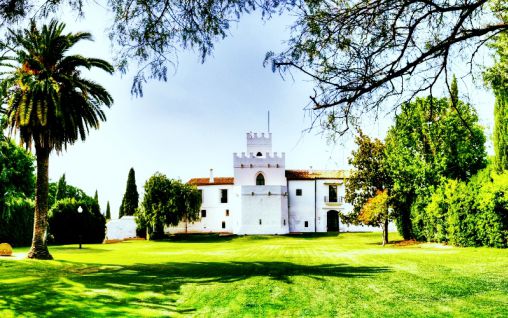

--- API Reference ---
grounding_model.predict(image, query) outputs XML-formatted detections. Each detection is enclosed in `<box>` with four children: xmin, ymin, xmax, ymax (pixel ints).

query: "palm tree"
<box><xmin>0</xmin><ymin>20</ymin><xmax>113</xmax><ymax>259</ymax></box>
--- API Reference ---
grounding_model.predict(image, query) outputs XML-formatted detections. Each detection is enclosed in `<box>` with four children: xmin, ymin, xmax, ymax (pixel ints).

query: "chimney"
<box><xmin>209</xmin><ymin>168</ymin><xmax>214</xmax><ymax>183</ymax></box>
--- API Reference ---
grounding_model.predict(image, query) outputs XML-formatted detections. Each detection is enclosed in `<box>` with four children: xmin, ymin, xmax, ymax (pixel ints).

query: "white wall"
<box><xmin>167</xmin><ymin>184</ymin><xmax>235</xmax><ymax>234</ymax></box>
<box><xmin>246</xmin><ymin>132</ymin><xmax>272</xmax><ymax>154</ymax></box>
<box><xmin>288</xmin><ymin>180</ymin><xmax>316</xmax><ymax>232</ymax></box>
<box><xmin>236</xmin><ymin>185</ymin><xmax>289</xmax><ymax>234</ymax></box>
<box><xmin>233</xmin><ymin>152</ymin><xmax>286</xmax><ymax>185</ymax></box>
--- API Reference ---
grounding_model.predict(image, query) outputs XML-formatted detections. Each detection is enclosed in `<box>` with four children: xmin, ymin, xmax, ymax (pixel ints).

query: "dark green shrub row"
<box><xmin>48</xmin><ymin>198</ymin><xmax>106</xmax><ymax>245</ymax></box>
<box><xmin>0</xmin><ymin>197</ymin><xmax>34</xmax><ymax>247</ymax></box>
<box><xmin>412</xmin><ymin>166</ymin><xmax>508</xmax><ymax>247</ymax></box>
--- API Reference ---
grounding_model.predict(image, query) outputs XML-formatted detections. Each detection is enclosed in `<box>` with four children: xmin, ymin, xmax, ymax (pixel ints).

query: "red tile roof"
<box><xmin>285</xmin><ymin>170</ymin><xmax>349</xmax><ymax>180</ymax></box>
<box><xmin>188</xmin><ymin>177</ymin><xmax>234</xmax><ymax>186</ymax></box>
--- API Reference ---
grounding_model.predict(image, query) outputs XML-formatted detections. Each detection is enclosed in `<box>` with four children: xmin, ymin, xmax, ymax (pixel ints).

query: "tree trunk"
<box><xmin>382</xmin><ymin>218</ymin><xmax>389</xmax><ymax>246</ymax></box>
<box><xmin>27</xmin><ymin>146</ymin><xmax>53</xmax><ymax>260</ymax></box>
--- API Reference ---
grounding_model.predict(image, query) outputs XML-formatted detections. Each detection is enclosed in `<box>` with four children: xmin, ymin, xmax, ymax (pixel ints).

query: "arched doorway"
<box><xmin>327</xmin><ymin>210</ymin><xmax>340</xmax><ymax>232</ymax></box>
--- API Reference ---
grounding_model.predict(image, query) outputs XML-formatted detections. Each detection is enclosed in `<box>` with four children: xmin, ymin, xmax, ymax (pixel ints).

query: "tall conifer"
<box><xmin>485</xmin><ymin>33</ymin><xmax>508</xmax><ymax>173</ymax></box>
<box><xmin>106</xmin><ymin>201</ymin><xmax>111</xmax><ymax>220</ymax></box>
<box><xmin>55</xmin><ymin>174</ymin><xmax>67</xmax><ymax>201</ymax></box>
<box><xmin>119</xmin><ymin>168</ymin><xmax>138</xmax><ymax>217</ymax></box>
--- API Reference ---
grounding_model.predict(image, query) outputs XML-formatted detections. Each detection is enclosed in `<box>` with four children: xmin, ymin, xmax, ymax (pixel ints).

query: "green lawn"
<box><xmin>0</xmin><ymin>233</ymin><xmax>507</xmax><ymax>317</ymax></box>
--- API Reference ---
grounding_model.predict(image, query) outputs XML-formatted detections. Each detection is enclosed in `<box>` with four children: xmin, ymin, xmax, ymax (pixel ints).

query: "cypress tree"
<box><xmin>450</xmin><ymin>75</ymin><xmax>458</xmax><ymax>107</ymax></box>
<box><xmin>485</xmin><ymin>33</ymin><xmax>508</xmax><ymax>173</ymax></box>
<box><xmin>119</xmin><ymin>168</ymin><xmax>139</xmax><ymax>217</ymax></box>
<box><xmin>106</xmin><ymin>201</ymin><xmax>111</xmax><ymax>220</ymax></box>
<box><xmin>55</xmin><ymin>174</ymin><xmax>67</xmax><ymax>201</ymax></box>
<box><xmin>494</xmin><ymin>91</ymin><xmax>508</xmax><ymax>172</ymax></box>
<box><xmin>94</xmin><ymin>190</ymin><xmax>99</xmax><ymax>203</ymax></box>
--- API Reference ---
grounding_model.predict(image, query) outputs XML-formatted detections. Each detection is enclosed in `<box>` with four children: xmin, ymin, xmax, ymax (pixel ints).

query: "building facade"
<box><xmin>167</xmin><ymin>132</ymin><xmax>382</xmax><ymax>235</ymax></box>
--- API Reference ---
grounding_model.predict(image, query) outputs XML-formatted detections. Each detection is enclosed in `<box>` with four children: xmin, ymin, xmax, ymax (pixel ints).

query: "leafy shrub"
<box><xmin>48</xmin><ymin>198</ymin><xmax>106</xmax><ymax>244</ymax></box>
<box><xmin>0</xmin><ymin>135</ymin><xmax>35</xmax><ymax>247</ymax></box>
<box><xmin>415</xmin><ymin>165</ymin><xmax>508</xmax><ymax>247</ymax></box>
<box><xmin>0</xmin><ymin>196</ymin><xmax>34</xmax><ymax>246</ymax></box>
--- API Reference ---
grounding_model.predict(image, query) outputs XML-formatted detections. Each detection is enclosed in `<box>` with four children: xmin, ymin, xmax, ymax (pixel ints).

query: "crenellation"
<box><xmin>166</xmin><ymin>129</ymin><xmax>355</xmax><ymax>236</ymax></box>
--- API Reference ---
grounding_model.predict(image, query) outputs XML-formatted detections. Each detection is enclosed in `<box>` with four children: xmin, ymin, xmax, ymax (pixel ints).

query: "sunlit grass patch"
<box><xmin>0</xmin><ymin>232</ymin><xmax>507</xmax><ymax>317</ymax></box>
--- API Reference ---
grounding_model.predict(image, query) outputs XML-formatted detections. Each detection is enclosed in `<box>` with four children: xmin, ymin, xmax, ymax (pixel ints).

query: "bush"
<box><xmin>0</xmin><ymin>197</ymin><xmax>34</xmax><ymax>247</ymax></box>
<box><xmin>0</xmin><ymin>136</ymin><xmax>35</xmax><ymax>247</ymax></box>
<box><xmin>415</xmin><ymin>166</ymin><xmax>508</xmax><ymax>247</ymax></box>
<box><xmin>48</xmin><ymin>198</ymin><xmax>106</xmax><ymax>245</ymax></box>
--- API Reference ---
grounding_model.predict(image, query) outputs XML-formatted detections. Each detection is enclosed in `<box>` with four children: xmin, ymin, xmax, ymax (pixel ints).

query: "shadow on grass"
<box><xmin>166</xmin><ymin>233</ymin><xmax>237</xmax><ymax>243</ymax></box>
<box><xmin>287</xmin><ymin>232</ymin><xmax>341</xmax><ymax>239</ymax></box>
<box><xmin>0</xmin><ymin>260</ymin><xmax>390</xmax><ymax>317</ymax></box>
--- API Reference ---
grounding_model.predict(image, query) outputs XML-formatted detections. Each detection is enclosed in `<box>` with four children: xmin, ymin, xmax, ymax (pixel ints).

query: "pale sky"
<box><xmin>13</xmin><ymin>5</ymin><xmax>495</xmax><ymax>219</ymax></box>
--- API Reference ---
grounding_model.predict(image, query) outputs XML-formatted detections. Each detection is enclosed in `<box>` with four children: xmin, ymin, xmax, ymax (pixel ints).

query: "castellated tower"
<box><xmin>232</xmin><ymin>132</ymin><xmax>289</xmax><ymax>234</ymax></box>
<box><xmin>233</xmin><ymin>132</ymin><xmax>286</xmax><ymax>186</ymax></box>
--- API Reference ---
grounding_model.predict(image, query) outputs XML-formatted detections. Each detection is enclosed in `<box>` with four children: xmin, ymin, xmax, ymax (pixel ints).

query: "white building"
<box><xmin>168</xmin><ymin>132</ymin><xmax>385</xmax><ymax>235</ymax></box>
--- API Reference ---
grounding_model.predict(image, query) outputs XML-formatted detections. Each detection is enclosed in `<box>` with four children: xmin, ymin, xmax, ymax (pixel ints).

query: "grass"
<box><xmin>0</xmin><ymin>232</ymin><xmax>507</xmax><ymax>317</ymax></box>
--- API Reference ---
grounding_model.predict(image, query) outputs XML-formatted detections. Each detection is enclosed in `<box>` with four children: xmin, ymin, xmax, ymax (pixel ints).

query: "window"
<box><xmin>296</xmin><ymin>189</ymin><xmax>302</xmax><ymax>196</ymax></box>
<box><xmin>221</xmin><ymin>189</ymin><xmax>228</xmax><ymax>203</ymax></box>
<box><xmin>225</xmin><ymin>209</ymin><xmax>229</xmax><ymax>216</ymax></box>
<box><xmin>304</xmin><ymin>221</ymin><xmax>309</xmax><ymax>228</ymax></box>
<box><xmin>256</xmin><ymin>152</ymin><xmax>263</xmax><ymax>157</ymax></box>
<box><xmin>201</xmin><ymin>210</ymin><xmax>207</xmax><ymax>218</ymax></box>
<box><xmin>256</xmin><ymin>173</ymin><xmax>265</xmax><ymax>185</ymax></box>
<box><xmin>329</xmin><ymin>185</ymin><xmax>338</xmax><ymax>202</ymax></box>
<box><xmin>259</xmin><ymin>219</ymin><xmax>262</xmax><ymax>225</ymax></box>
<box><xmin>283</xmin><ymin>219</ymin><xmax>286</xmax><ymax>226</ymax></box>
<box><xmin>222</xmin><ymin>221</ymin><xmax>226</xmax><ymax>229</ymax></box>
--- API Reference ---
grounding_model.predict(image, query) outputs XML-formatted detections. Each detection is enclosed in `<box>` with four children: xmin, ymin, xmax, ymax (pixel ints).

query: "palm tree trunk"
<box><xmin>27</xmin><ymin>145</ymin><xmax>53</xmax><ymax>260</ymax></box>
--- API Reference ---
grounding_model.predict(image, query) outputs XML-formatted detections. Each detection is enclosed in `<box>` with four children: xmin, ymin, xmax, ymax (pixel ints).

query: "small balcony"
<box><xmin>324</xmin><ymin>196</ymin><xmax>345</xmax><ymax>205</ymax></box>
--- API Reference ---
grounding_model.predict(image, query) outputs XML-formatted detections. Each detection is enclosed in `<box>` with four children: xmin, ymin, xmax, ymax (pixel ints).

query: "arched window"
<box><xmin>256</xmin><ymin>152</ymin><xmax>263</xmax><ymax>157</ymax></box>
<box><xmin>256</xmin><ymin>173</ymin><xmax>265</xmax><ymax>185</ymax></box>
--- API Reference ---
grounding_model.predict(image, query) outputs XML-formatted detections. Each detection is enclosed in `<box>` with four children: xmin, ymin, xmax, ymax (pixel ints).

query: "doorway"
<box><xmin>327</xmin><ymin>210</ymin><xmax>340</xmax><ymax>232</ymax></box>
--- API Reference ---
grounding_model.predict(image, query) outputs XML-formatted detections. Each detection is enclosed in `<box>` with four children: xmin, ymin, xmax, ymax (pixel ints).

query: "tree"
<box><xmin>94</xmin><ymin>190</ymin><xmax>99</xmax><ymax>203</ymax></box>
<box><xmin>485</xmin><ymin>32</ymin><xmax>508</xmax><ymax>173</ymax></box>
<box><xmin>345</xmin><ymin>130</ymin><xmax>392</xmax><ymax>244</ymax></box>
<box><xmin>4</xmin><ymin>1</ymin><xmax>504</xmax><ymax>129</ymax></box>
<box><xmin>0</xmin><ymin>20</ymin><xmax>113</xmax><ymax>259</ymax></box>
<box><xmin>0</xmin><ymin>116</ymin><xmax>35</xmax><ymax>246</ymax></box>
<box><xmin>385</xmin><ymin>87</ymin><xmax>486</xmax><ymax>239</ymax></box>
<box><xmin>48</xmin><ymin>197</ymin><xmax>106</xmax><ymax>245</ymax></box>
<box><xmin>55</xmin><ymin>174</ymin><xmax>67</xmax><ymax>202</ymax></box>
<box><xmin>267</xmin><ymin>2</ymin><xmax>507</xmax><ymax>131</ymax></box>
<box><xmin>119</xmin><ymin>168</ymin><xmax>138</xmax><ymax>218</ymax></box>
<box><xmin>359</xmin><ymin>190</ymin><xmax>391</xmax><ymax>246</ymax></box>
<box><xmin>49</xmin><ymin>177</ymin><xmax>90</xmax><ymax>208</ymax></box>
<box><xmin>105</xmin><ymin>201</ymin><xmax>111</xmax><ymax>220</ymax></box>
<box><xmin>137</xmin><ymin>172</ymin><xmax>201</xmax><ymax>239</ymax></box>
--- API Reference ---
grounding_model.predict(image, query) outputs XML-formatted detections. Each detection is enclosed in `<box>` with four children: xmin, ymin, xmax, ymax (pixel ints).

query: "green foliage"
<box><xmin>418</xmin><ymin>165</ymin><xmax>508</xmax><ymax>247</ymax></box>
<box><xmin>358</xmin><ymin>189</ymin><xmax>391</xmax><ymax>245</ymax></box>
<box><xmin>137</xmin><ymin>172</ymin><xmax>201</xmax><ymax>239</ymax></box>
<box><xmin>359</xmin><ymin>190</ymin><xmax>389</xmax><ymax>226</ymax></box>
<box><xmin>345</xmin><ymin>130</ymin><xmax>391</xmax><ymax>224</ymax></box>
<box><xmin>0</xmin><ymin>196</ymin><xmax>34</xmax><ymax>247</ymax></box>
<box><xmin>49</xmin><ymin>175</ymin><xmax>90</xmax><ymax>208</ymax></box>
<box><xmin>0</xmin><ymin>19</ymin><xmax>114</xmax><ymax>152</ymax></box>
<box><xmin>485</xmin><ymin>32</ymin><xmax>508</xmax><ymax>173</ymax></box>
<box><xmin>0</xmin><ymin>133</ymin><xmax>35</xmax><ymax>246</ymax></box>
<box><xmin>0</xmin><ymin>19</ymin><xmax>113</xmax><ymax>259</ymax></box>
<box><xmin>120</xmin><ymin>168</ymin><xmax>138</xmax><ymax>218</ymax></box>
<box><xmin>55</xmin><ymin>174</ymin><xmax>67</xmax><ymax>202</ymax></box>
<box><xmin>0</xmin><ymin>138</ymin><xmax>35</xmax><ymax>200</ymax></box>
<box><xmin>105</xmin><ymin>201</ymin><xmax>111</xmax><ymax>220</ymax></box>
<box><xmin>385</xmin><ymin>93</ymin><xmax>487</xmax><ymax>239</ymax></box>
<box><xmin>48</xmin><ymin>197</ymin><xmax>106</xmax><ymax>245</ymax></box>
